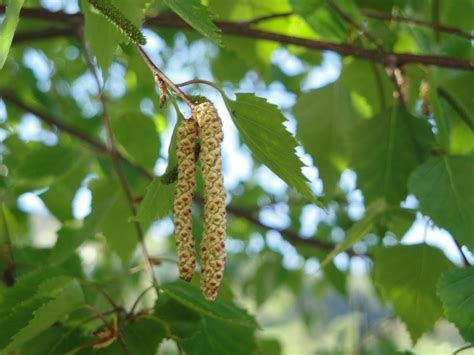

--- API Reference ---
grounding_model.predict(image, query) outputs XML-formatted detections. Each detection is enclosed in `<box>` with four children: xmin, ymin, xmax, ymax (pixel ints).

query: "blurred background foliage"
<box><xmin>0</xmin><ymin>0</ymin><xmax>473</xmax><ymax>354</ymax></box>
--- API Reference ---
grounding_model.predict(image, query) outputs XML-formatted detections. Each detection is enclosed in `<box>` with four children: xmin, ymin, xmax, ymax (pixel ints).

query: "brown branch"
<box><xmin>361</xmin><ymin>8</ymin><xmax>474</xmax><ymax>41</ymax></box>
<box><xmin>78</xmin><ymin>32</ymin><xmax>159</xmax><ymax>291</ymax></box>
<box><xmin>136</xmin><ymin>45</ymin><xmax>195</xmax><ymax>109</ymax></box>
<box><xmin>2</xmin><ymin>6</ymin><xmax>473</xmax><ymax>71</ymax></box>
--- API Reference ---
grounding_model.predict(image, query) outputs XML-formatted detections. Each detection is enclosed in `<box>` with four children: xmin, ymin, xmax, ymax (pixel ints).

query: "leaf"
<box><xmin>439</xmin><ymin>73</ymin><xmax>474</xmax><ymax>130</ymax></box>
<box><xmin>21</xmin><ymin>326</ymin><xmax>90</xmax><ymax>355</ymax></box>
<box><xmin>50</xmin><ymin>179</ymin><xmax>122</xmax><ymax>264</ymax></box>
<box><xmin>294</xmin><ymin>82</ymin><xmax>358</xmax><ymax>199</ymax></box>
<box><xmin>375</xmin><ymin>244</ymin><xmax>453</xmax><ymax>344</ymax></box>
<box><xmin>98</xmin><ymin>319</ymin><xmax>166</xmax><ymax>355</ymax></box>
<box><xmin>0</xmin><ymin>275</ymin><xmax>84</xmax><ymax>352</ymax></box>
<box><xmin>0</xmin><ymin>0</ymin><xmax>24</xmax><ymax>69</ymax></box>
<box><xmin>40</xmin><ymin>156</ymin><xmax>90</xmax><ymax>222</ymax></box>
<box><xmin>408</xmin><ymin>155</ymin><xmax>474</xmax><ymax>251</ymax></box>
<box><xmin>438</xmin><ymin>267</ymin><xmax>474</xmax><ymax>343</ymax></box>
<box><xmin>81</xmin><ymin>0</ymin><xmax>146</xmax><ymax>73</ymax></box>
<box><xmin>156</xmin><ymin>281</ymin><xmax>258</xmax><ymax>355</ymax></box>
<box><xmin>350</xmin><ymin>106</ymin><xmax>434</xmax><ymax>204</ymax></box>
<box><xmin>132</xmin><ymin>177</ymin><xmax>175</xmax><ymax>227</ymax></box>
<box><xmin>112</xmin><ymin>113</ymin><xmax>160</xmax><ymax>171</ymax></box>
<box><xmin>224</xmin><ymin>93</ymin><xmax>320</xmax><ymax>206</ymax></box>
<box><xmin>14</xmin><ymin>145</ymin><xmax>80</xmax><ymax>188</ymax></box>
<box><xmin>162</xmin><ymin>0</ymin><xmax>221</xmax><ymax>44</ymax></box>
<box><xmin>320</xmin><ymin>200</ymin><xmax>387</xmax><ymax>268</ymax></box>
<box><xmin>340</xmin><ymin>59</ymin><xmax>393</xmax><ymax>116</ymax></box>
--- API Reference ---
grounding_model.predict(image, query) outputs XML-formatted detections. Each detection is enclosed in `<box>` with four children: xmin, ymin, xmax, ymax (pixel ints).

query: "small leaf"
<box><xmin>132</xmin><ymin>177</ymin><xmax>175</xmax><ymax>227</ymax></box>
<box><xmin>224</xmin><ymin>93</ymin><xmax>320</xmax><ymax>206</ymax></box>
<box><xmin>408</xmin><ymin>155</ymin><xmax>474</xmax><ymax>251</ymax></box>
<box><xmin>438</xmin><ymin>267</ymin><xmax>474</xmax><ymax>343</ymax></box>
<box><xmin>0</xmin><ymin>0</ymin><xmax>24</xmax><ymax>69</ymax></box>
<box><xmin>375</xmin><ymin>244</ymin><xmax>453</xmax><ymax>344</ymax></box>
<box><xmin>162</xmin><ymin>0</ymin><xmax>221</xmax><ymax>44</ymax></box>
<box><xmin>112</xmin><ymin>113</ymin><xmax>160</xmax><ymax>171</ymax></box>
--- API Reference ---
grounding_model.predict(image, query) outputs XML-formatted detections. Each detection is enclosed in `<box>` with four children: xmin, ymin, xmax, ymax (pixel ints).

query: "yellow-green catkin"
<box><xmin>173</xmin><ymin>118</ymin><xmax>199</xmax><ymax>281</ymax></box>
<box><xmin>193</xmin><ymin>102</ymin><xmax>227</xmax><ymax>301</ymax></box>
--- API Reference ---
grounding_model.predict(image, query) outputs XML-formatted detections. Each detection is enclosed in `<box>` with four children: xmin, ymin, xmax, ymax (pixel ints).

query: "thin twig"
<box><xmin>83</xmin><ymin>282</ymin><xmax>124</xmax><ymax>312</ymax></box>
<box><xmin>83</xmin><ymin>305</ymin><xmax>114</xmax><ymax>331</ymax></box>
<box><xmin>361</xmin><ymin>8</ymin><xmax>474</xmax><ymax>41</ymax></box>
<box><xmin>239</xmin><ymin>12</ymin><xmax>293</xmax><ymax>26</ymax></box>
<box><xmin>136</xmin><ymin>45</ymin><xmax>195</xmax><ymax>109</ymax></box>
<box><xmin>129</xmin><ymin>285</ymin><xmax>156</xmax><ymax>315</ymax></box>
<box><xmin>78</xmin><ymin>32</ymin><xmax>159</xmax><ymax>292</ymax></box>
<box><xmin>386</xmin><ymin>66</ymin><xmax>406</xmax><ymax>107</ymax></box>
<box><xmin>454</xmin><ymin>344</ymin><xmax>474</xmax><ymax>355</ymax></box>
<box><xmin>326</xmin><ymin>0</ymin><xmax>382</xmax><ymax>50</ymax></box>
<box><xmin>175</xmin><ymin>79</ymin><xmax>222</xmax><ymax>91</ymax></box>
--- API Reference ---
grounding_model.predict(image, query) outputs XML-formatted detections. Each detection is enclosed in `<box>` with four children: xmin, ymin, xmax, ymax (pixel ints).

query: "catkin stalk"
<box><xmin>193</xmin><ymin>102</ymin><xmax>227</xmax><ymax>301</ymax></box>
<box><xmin>173</xmin><ymin>118</ymin><xmax>199</xmax><ymax>281</ymax></box>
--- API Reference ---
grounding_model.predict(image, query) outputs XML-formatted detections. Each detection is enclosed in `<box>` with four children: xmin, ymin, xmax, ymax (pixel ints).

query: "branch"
<box><xmin>3</xmin><ymin>6</ymin><xmax>473</xmax><ymax>71</ymax></box>
<box><xmin>0</xmin><ymin>91</ymin><xmax>153</xmax><ymax>179</ymax></box>
<box><xmin>361</xmin><ymin>8</ymin><xmax>474</xmax><ymax>41</ymax></box>
<box><xmin>1</xmin><ymin>204</ymin><xmax>15</xmax><ymax>286</ymax></box>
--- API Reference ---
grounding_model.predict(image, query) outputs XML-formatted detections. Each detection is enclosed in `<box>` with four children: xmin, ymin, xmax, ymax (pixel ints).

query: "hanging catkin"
<box><xmin>173</xmin><ymin>118</ymin><xmax>198</xmax><ymax>281</ymax></box>
<box><xmin>194</xmin><ymin>101</ymin><xmax>227</xmax><ymax>301</ymax></box>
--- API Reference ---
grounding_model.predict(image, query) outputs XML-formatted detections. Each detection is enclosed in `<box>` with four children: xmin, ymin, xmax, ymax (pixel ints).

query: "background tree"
<box><xmin>0</xmin><ymin>0</ymin><xmax>473</xmax><ymax>354</ymax></box>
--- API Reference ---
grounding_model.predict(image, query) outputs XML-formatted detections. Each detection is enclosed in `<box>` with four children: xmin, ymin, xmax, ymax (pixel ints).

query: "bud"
<box><xmin>193</xmin><ymin>102</ymin><xmax>227</xmax><ymax>301</ymax></box>
<box><xmin>173</xmin><ymin>118</ymin><xmax>198</xmax><ymax>281</ymax></box>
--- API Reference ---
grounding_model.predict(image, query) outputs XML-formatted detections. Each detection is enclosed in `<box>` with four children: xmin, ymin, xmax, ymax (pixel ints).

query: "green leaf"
<box><xmin>14</xmin><ymin>145</ymin><xmax>80</xmax><ymax>188</ymax></box>
<box><xmin>350</xmin><ymin>107</ymin><xmax>434</xmax><ymax>204</ymax></box>
<box><xmin>224</xmin><ymin>93</ymin><xmax>320</xmax><ymax>206</ymax></box>
<box><xmin>21</xmin><ymin>326</ymin><xmax>90</xmax><ymax>355</ymax></box>
<box><xmin>132</xmin><ymin>177</ymin><xmax>175</xmax><ymax>227</ymax></box>
<box><xmin>408</xmin><ymin>155</ymin><xmax>474</xmax><ymax>251</ymax></box>
<box><xmin>99</xmin><ymin>318</ymin><xmax>166</xmax><ymax>355</ymax></box>
<box><xmin>0</xmin><ymin>0</ymin><xmax>24</xmax><ymax>69</ymax></box>
<box><xmin>294</xmin><ymin>82</ymin><xmax>358</xmax><ymax>199</ymax></box>
<box><xmin>40</xmin><ymin>156</ymin><xmax>90</xmax><ymax>222</ymax></box>
<box><xmin>112</xmin><ymin>113</ymin><xmax>160</xmax><ymax>171</ymax></box>
<box><xmin>162</xmin><ymin>0</ymin><xmax>221</xmax><ymax>44</ymax></box>
<box><xmin>158</xmin><ymin>280</ymin><xmax>258</xmax><ymax>355</ymax></box>
<box><xmin>81</xmin><ymin>0</ymin><xmax>146</xmax><ymax>72</ymax></box>
<box><xmin>438</xmin><ymin>267</ymin><xmax>474</xmax><ymax>343</ymax></box>
<box><xmin>439</xmin><ymin>73</ymin><xmax>474</xmax><ymax>130</ymax></box>
<box><xmin>50</xmin><ymin>179</ymin><xmax>122</xmax><ymax>264</ymax></box>
<box><xmin>375</xmin><ymin>244</ymin><xmax>453</xmax><ymax>344</ymax></box>
<box><xmin>320</xmin><ymin>200</ymin><xmax>387</xmax><ymax>268</ymax></box>
<box><xmin>0</xmin><ymin>276</ymin><xmax>84</xmax><ymax>352</ymax></box>
<box><xmin>340</xmin><ymin>59</ymin><xmax>393</xmax><ymax>116</ymax></box>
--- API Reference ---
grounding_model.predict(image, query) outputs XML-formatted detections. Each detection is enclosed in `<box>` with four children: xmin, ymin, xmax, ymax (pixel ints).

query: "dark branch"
<box><xmin>2</xmin><ymin>6</ymin><xmax>473</xmax><ymax>71</ymax></box>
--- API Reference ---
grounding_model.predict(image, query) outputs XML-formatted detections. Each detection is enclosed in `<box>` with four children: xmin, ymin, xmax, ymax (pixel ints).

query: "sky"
<box><xmin>3</xmin><ymin>0</ymin><xmax>472</xmax><ymax>274</ymax></box>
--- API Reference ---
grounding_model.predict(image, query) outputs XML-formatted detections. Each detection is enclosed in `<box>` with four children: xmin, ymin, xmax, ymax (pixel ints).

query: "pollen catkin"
<box><xmin>193</xmin><ymin>102</ymin><xmax>227</xmax><ymax>301</ymax></box>
<box><xmin>173</xmin><ymin>118</ymin><xmax>199</xmax><ymax>282</ymax></box>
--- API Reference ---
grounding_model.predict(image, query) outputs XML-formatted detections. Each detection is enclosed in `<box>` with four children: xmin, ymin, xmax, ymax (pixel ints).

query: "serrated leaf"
<box><xmin>98</xmin><ymin>318</ymin><xmax>166</xmax><ymax>355</ymax></box>
<box><xmin>438</xmin><ymin>267</ymin><xmax>474</xmax><ymax>343</ymax></box>
<box><xmin>408</xmin><ymin>155</ymin><xmax>474</xmax><ymax>251</ymax></box>
<box><xmin>320</xmin><ymin>200</ymin><xmax>387</xmax><ymax>268</ymax></box>
<box><xmin>0</xmin><ymin>0</ymin><xmax>24</xmax><ymax>69</ymax></box>
<box><xmin>158</xmin><ymin>281</ymin><xmax>258</xmax><ymax>355</ymax></box>
<box><xmin>21</xmin><ymin>326</ymin><xmax>90</xmax><ymax>355</ymax></box>
<box><xmin>163</xmin><ymin>0</ymin><xmax>221</xmax><ymax>44</ymax></box>
<box><xmin>112</xmin><ymin>113</ymin><xmax>160</xmax><ymax>170</ymax></box>
<box><xmin>224</xmin><ymin>93</ymin><xmax>320</xmax><ymax>206</ymax></box>
<box><xmin>132</xmin><ymin>177</ymin><xmax>175</xmax><ymax>227</ymax></box>
<box><xmin>350</xmin><ymin>107</ymin><xmax>434</xmax><ymax>204</ymax></box>
<box><xmin>0</xmin><ymin>275</ymin><xmax>84</xmax><ymax>352</ymax></box>
<box><xmin>294</xmin><ymin>82</ymin><xmax>357</xmax><ymax>199</ymax></box>
<box><xmin>375</xmin><ymin>244</ymin><xmax>453</xmax><ymax>344</ymax></box>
